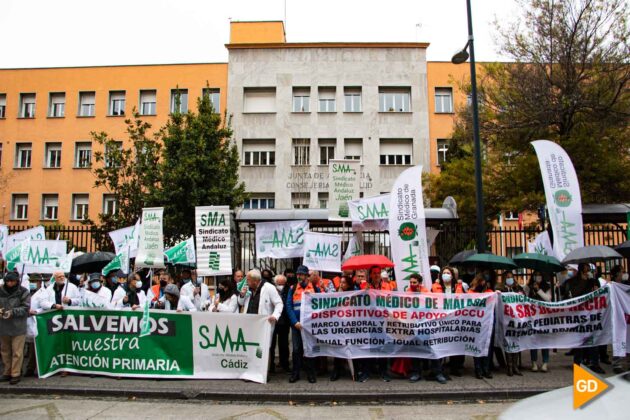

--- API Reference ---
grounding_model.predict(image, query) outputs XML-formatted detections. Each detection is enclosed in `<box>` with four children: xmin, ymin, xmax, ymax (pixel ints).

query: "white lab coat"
<box><xmin>214</xmin><ymin>294</ymin><xmax>239</xmax><ymax>313</ymax></box>
<box><xmin>41</xmin><ymin>280</ymin><xmax>81</xmax><ymax>310</ymax></box>
<box><xmin>181</xmin><ymin>281</ymin><xmax>211</xmax><ymax>311</ymax></box>
<box><xmin>82</xmin><ymin>287</ymin><xmax>113</xmax><ymax>309</ymax></box>
<box><xmin>111</xmin><ymin>285</ymin><xmax>147</xmax><ymax>309</ymax></box>
<box><xmin>165</xmin><ymin>295</ymin><xmax>197</xmax><ymax>311</ymax></box>
<box><xmin>237</xmin><ymin>281</ymin><xmax>283</xmax><ymax>320</ymax></box>
<box><xmin>26</xmin><ymin>287</ymin><xmax>47</xmax><ymax>340</ymax></box>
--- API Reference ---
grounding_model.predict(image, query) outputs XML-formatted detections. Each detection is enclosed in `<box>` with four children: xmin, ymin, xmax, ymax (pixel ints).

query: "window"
<box><xmin>437</xmin><ymin>139</ymin><xmax>449</xmax><ymax>165</ymax></box>
<box><xmin>318</xmin><ymin>192</ymin><xmax>329</xmax><ymax>209</ymax></box>
<box><xmin>0</xmin><ymin>94</ymin><xmax>6</xmax><ymax>118</ymax></box>
<box><xmin>202</xmin><ymin>88</ymin><xmax>220</xmax><ymax>113</ymax></box>
<box><xmin>12</xmin><ymin>194</ymin><xmax>28</xmax><ymax>220</ymax></box>
<box><xmin>103</xmin><ymin>194</ymin><xmax>117</xmax><ymax>215</ymax></box>
<box><xmin>72</xmin><ymin>194</ymin><xmax>89</xmax><ymax>220</ymax></box>
<box><xmin>379</xmin><ymin>139</ymin><xmax>413</xmax><ymax>165</ymax></box>
<box><xmin>170</xmin><ymin>89</ymin><xmax>188</xmax><ymax>113</ymax></box>
<box><xmin>20</xmin><ymin>93</ymin><xmax>36</xmax><ymax>118</ymax></box>
<box><xmin>15</xmin><ymin>143</ymin><xmax>32</xmax><ymax>168</ymax></box>
<box><xmin>379</xmin><ymin>87</ymin><xmax>411</xmax><ymax>112</ymax></box>
<box><xmin>105</xmin><ymin>141</ymin><xmax>123</xmax><ymax>168</ymax></box>
<box><xmin>78</xmin><ymin>92</ymin><xmax>95</xmax><ymax>117</ymax></box>
<box><xmin>109</xmin><ymin>91</ymin><xmax>125</xmax><ymax>116</ymax></box>
<box><xmin>292</xmin><ymin>87</ymin><xmax>310</xmax><ymax>112</ymax></box>
<box><xmin>42</xmin><ymin>194</ymin><xmax>59</xmax><ymax>220</ymax></box>
<box><xmin>344</xmin><ymin>138</ymin><xmax>363</xmax><ymax>161</ymax></box>
<box><xmin>45</xmin><ymin>142</ymin><xmax>62</xmax><ymax>168</ymax></box>
<box><xmin>48</xmin><ymin>92</ymin><xmax>65</xmax><ymax>117</ymax></box>
<box><xmin>318</xmin><ymin>139</ymin><xmax>335</xmax><ymax>165</ymax></box>
<box><xmin>243</xmin><ymin>195</ymin><xmax>275</xmax><ymax>209</ymax></box>
<box><xmin>139</xmin><ymin>90</ymin><xmax>157</xmax><ymax>115</ymax></box>
<box><xmin>318</xmin><ymin>87</ymin><xmax>336</xmax><ymax>112</ymax></box>
<box><xmin>292</xmin><ymin>138</ymin><xmax>310</xmax><ymax>165</ymax></box>
<box><xmin>344</xmin><ymin>87</ymin><xmax>362</xmax><ymax>112</ymax></box>
<box><xmin>291</xmin><ymin>192</ymin><xmax>310</xmax><ymax>209</ymax></box>
<box><xmin>243</xmin><ymin>87</ymin><xmax>275</xmax><ymax>113</ymax></box>
<box><xmin>75</xmin><ymin>142</ymin><xmax>92</xmax><ymax>168</ymax></box>
<box><xmin>242</xmin><ymin>139</ymin><xmax>275</xmax><ymax>166</ymax></box>
<box><xmin>505</xmin><ymin>211</ymin><xmax>519</xmax><ymax>221</ymax></box>
<box><xmin>435</xmin><ymin>87</ymin><xmax>453</xmax><ymax>113</ymax></box>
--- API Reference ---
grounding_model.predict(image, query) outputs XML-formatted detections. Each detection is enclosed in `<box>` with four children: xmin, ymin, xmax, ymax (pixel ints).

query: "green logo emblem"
<box><xmin>209</xmin><ymin>252</ymin><xmax>220</xmax><ymax>270</ymax></box>
<box><xmin>553</xmin><ymin>189</ymin><xmax>572</xmax><ymax>208</ymax></box>
<box><xmin>398</xmin><ymin>222</ymin><xmax>417</xmax><ymax>241</ymax></box>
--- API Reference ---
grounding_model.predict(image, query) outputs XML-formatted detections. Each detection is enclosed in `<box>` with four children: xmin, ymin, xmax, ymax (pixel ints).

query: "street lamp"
<box><xmin>451</xmin><ymin>0</ymin><xmax>486</xmax><ymax>253</ymax></box>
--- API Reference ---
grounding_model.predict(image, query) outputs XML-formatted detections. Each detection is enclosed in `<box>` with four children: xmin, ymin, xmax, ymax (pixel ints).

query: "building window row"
<box><xmin>0</xmin><ymin>88</ymin><xmax>220</xmax><ymax>119</ymax></box>
<box><xmin>3</xmin><ymin>141</ymin><xmax>97</xmax><ymax>169</ymax></box>
<box><xmin>10</xmin><ymin>193</ymin><xmax>117</xmax><ymax>221</ymax></box>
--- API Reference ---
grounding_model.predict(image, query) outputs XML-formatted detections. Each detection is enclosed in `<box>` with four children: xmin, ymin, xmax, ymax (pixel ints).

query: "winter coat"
<box><xmin>0</xmin><ymin>285</ymin><xmax>31</xmax><ymax>336</ymax></box>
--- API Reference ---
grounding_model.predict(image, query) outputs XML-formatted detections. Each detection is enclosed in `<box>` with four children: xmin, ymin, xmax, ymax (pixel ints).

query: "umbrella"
<box><xmin>513</xmin><ymin>253</ymin><xmax>564</xmax><ymax>273</ymax></box>
<box><xmin>71</xmin><ymin>251</ymin><xmax>115</xmax><ymax>273</ymax></box>
<box><xmin>342</xmin><ymin>255</ymin><xmax>394</xmax><ymax>271</ymax></box>
<box><xmin>449</xmin><ymin>249</ymin><xmax>477</xmax><ymax>265</ymax></box>
<box><xmin>561</xmin><ymin>245</ymin><xmax>623</xmax><ymax>265</ymax></box>
<box><xmin>463</xmin><ymin>252</ymin><xmax>517</xmax><ymax>270</ymax></box>
<box><xmin>614</xmin><ymin>240</ymin><xmax>630</xmax><ymax>259</ymax></box>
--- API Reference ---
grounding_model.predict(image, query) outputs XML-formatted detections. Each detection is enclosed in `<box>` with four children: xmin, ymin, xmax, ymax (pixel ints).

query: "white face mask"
<box><xmin>442</xmin><ymin>273</ymin><xmax>452</xmax><ymax>283</ymax></box>
<box><xmin>135</xmin><ymin>281</ymin><xmax>143</xmax><ymax>289</ymax></box>
<box><xmin>276</xmin><ymin>285</ymin><xmax>284</xmax><ymax>292</ymax></box>
<box><xmin>622</xmin><ymin>273</ymin><xmax>629</xmax><ymax>282</ymax></box>
<box><xmin>587</xmin><ymin>272</ymin><xmax>594</xmax><ymax>279</ymax></box>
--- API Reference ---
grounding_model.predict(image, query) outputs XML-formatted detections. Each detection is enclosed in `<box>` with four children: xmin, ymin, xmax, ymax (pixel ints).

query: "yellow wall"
<box><xmin>229</xmin><ymin>21</ymin><xmax>286</xmax><ymax>44</ymax></box>
<box><xmin>0</xmin><ymin>63</ymin><xmax>227</xmax><ymax>226</ymax></box>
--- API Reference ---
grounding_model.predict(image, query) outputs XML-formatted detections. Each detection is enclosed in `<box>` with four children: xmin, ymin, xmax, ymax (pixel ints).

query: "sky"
<box><xmin>0</xmin><ymin>0</ymin><xmax>520</xmax><ymax>68</ymax></box>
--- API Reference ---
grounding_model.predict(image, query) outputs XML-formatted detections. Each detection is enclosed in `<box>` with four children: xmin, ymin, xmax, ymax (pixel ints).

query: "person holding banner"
<box><xmin>112</xmin><ymin>273</ymin><xmax>146</xmax><ymax>310</ymax></box>
<box><xmin>441</xmin><ymin>267</ymin><xmax>467</xmax><ymax>377</ymax></box>
<box><xmin>287</xmin><ymin>265</ymin><xmax>318</xmax><ymax>383</ymax></box>
<box><xmin>211</xmin><ymin>279</ymin><xmax>239</xmax><ymax>313</ymax></box>
<box><xmin>81</xmin><ymin>273</ymin><xmax>113</xmax><ymax>309</ymax></box>
<box><xmin>309</xmin><ymin>270</ymin><xmax>335</xmax><ymax>294</ymax></box>
<box><xmin>469</xmin><ymin>272</ymin><xmax>494</xmax><ymax>379</ymax></box>
<box><xmin>527</xmin><ymin>271</ymin><xmax>551</xmax><ymax>373</ymax></box>
<box><xmin>330</xmin><ymin>275</ymin><xmax>357</xmax><ymax>381</ymax></box>
<box><xmin>163</xmin><ymin>284</ymin><xmax>196</xmax><ymax>312</ymax></box>
<box><xmin>270</xmin><ymin>274</ymin><xmax>291</xmax><ymax>374</ymax></box>
<box><xmin>0</xmin><ymin>272</ymin><xmax>31</xmax><ymax>385</ymax></box>
<box><xmin>41</xmin><ymin>270</ymin><xmax>81</xmax><ymax>310</ymax></box>
<box><xmin>180</xmin><ymin>269</ymin><xmax>210</xmax><ymax>311</ymax></box>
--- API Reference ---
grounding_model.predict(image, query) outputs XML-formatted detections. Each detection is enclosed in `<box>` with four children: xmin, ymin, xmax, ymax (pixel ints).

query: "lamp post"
<box><xmin>452</xmin><ymin>0</ymin><xmax>486</xmax><ymax>253</ymax></box>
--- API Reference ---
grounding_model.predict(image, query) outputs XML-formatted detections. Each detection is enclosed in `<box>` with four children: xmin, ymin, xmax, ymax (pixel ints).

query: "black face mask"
<box><xmin>286</xmin><ymin>275</ymin><xmax>297</xmax><ymax>286</ymax></box>
<box><xmin>160</xmin><ymin>280</ymin><xmax>167</xmax><ymax>288</ymax></box>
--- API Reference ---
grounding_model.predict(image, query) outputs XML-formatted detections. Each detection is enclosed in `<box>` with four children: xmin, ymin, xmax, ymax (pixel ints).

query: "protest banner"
<box><xmin>0</xmin><ymin>224</ymin><xmax>8</xmax><ymax>257</ymax></box>
<box><xmin>527</xmin><ymin>231</ymin><xmax>554</xmax><ymax>255</ymax></box>
<box><xmin>609</xmin><ymin>282</ymin><xmax>630</xmax><ymax>355</ymax></box>
<box><xmin>108</xmin><ymin>220</ymin><xmax>140</xmax><ymax>257</ymax></box>
<box><xmin>328</xmin><ymin>159</ymin><xmax>361</xmax><ymax>221</ymax></box>
<box><xmin>300</xmin><ymin>290</ymin><xmax>496</xmax><ymax>359</ymax></box>
<box><xmin>35</xmin><ymin>308</ymin><xmax>272</xmax><ymax>383</ymax></box>
<box><xmin>389</xmin><ymin>165</ymin><xmax>431</xmax><ymax>291</ymax></box>
<box><xmin>532</xmin><ymin>140</ymin><xmax>584</xmax><ymax>260</ymax></box>
<box><xmin>349</xmin><ymin>194</ymin><xmax>390</xmax><ymax>223</ymax></box>
<box><xmin>303</xmin><ymin>231</ymin><xmax>342</xmax><ymax>273</ymax></box>
<box><xmin>102</xmin><ymin>245</ymin><xmax>130</xmax><ymax>276</ymax></box>
<box><xmin>255</xmin><ymin>220</ymin><xmax>308</xmax><ymax>259</ymax></box>
<box><xmin>342</xmin><ymin>232</ymin><xmax>364</xmax><ymax>262</ymax></box>
<box><xmin>165</xmin><ymin>236</ymin><xmax>196</xmax><ymax>265</ymax></box>
<box><xmin>135</xmin><ymin>208</ymin><xmax>165</xmax><ymax>268</ymax></box>
<box><xmin>195</xmin><ymin>206</ymin><xmax>232</xmax><ymax>276</ymax></box>
<box><xmin>4</xmin><ymin>225</ymin><xmax>45</xmax><ymax>255</ymax></box>
<box><xmin>7</xmin><ymin>239</ymin><xmax>67</xmax><ymax>273</ymax></box>
<box><xmin>496</xmin><ymin>286</ymin><xmax>627</xmax><ymax>356</ymax></box>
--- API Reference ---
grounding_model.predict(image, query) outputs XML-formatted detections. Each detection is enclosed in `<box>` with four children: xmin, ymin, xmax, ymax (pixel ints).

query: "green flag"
<box><xmin>164</xmin><ymin>236</ymin><xmax>196</xmax><ymax>265</ymax></box>
<box><xmin>139</xmin><ymin>299</ymin><xmax>151</xmax><ymax>337</ymax></box>
<box><xmin>102</xmin><ymin>246</ymin><xmax>130</xmax><ymax>276</ymax></box>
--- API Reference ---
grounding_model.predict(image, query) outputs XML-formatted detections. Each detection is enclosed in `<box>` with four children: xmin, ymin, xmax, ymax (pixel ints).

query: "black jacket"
<box><xmin>0</xmin><ymin>285</ymin><xmax>31</xmax><ymax>336</ymax></box>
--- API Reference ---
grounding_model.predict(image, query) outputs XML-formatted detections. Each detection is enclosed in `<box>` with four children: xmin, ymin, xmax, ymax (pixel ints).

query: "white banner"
<box><xmin>610</xmin><ymin>283</ymin><xmax>630</xmax><ymax>355</ymax></box>
<box><xmin>531</xmin><ymin>140</ymin><xmax>584</xmax><ymax>260</ymax></box>
<box><xmin>301</xmin><ymin>290</ymin><xmax>497</xmax><ymax>359</ymax></box>
<box><xmin>0</xmin><ymin>225</ymin><xmax>8</xmax><ymax>257</ymax></box>
<box><xmin>4</xmin><ymin>226</ymin><xmax>46</xmax><ymax>255</ymax></box>
<box><xmin>164</xmin><ymin>236</ymin><xmax>196</xmax><ymax>265</ymax></box>
<box><xmin>108</xmin><ymin>220</ymin><xmax>140</xmax><ymax>257</ymax></box>
<box><xmin>255</xmin><ymin>220</ymin><xmax>308</xmax><ymax>259</ymax></box>
<box><xmin>13</xmin><ymin>240</ymin><xmax>67</xmax><ymax>274</ymax></box>
<box><xmin>303</xmin><ymin>231</ymin><xmax>342</xmax><ymax>273</ymax></box>
<box><xmin>527</xmin><ymin>231</ymin><xmax>554</xmax><ymax>255</ymax></box>
<box><xmin>389</xmin><ymin>165</ymin><xmax>431</xmax><ymax>291</ymax></box>
<box><xmin>343</xmin><ymin>232</ymin><xmax>364</xmax><ymax>262</ymax></box>
<box><xmin>195</xmin><ymin>206</ymin><xmax>232</xmax><ymax>276</ymax></box>
<box><xmin>349</xmin><ymin>194</ymin><xmax>390</xmax><ymax>222</ymax></box>
<box><xmin>135</xmin><ymin>208</ymin><xmax>165</xmax><ymax>268</ymax></box>
<box><xmin>328</xmin><ymin>159</ymin><xmax>361</xmax><ymax>221</ymax></box>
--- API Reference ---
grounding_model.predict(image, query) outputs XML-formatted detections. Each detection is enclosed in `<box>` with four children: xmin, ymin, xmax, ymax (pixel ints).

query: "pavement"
<box><xmin>0</xmin><ymin>350</ymin><xmax>614</xmax><ymax>403</ymax></box>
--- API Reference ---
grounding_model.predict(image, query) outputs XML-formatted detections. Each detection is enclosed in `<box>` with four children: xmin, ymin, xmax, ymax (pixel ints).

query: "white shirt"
<box><xmin>112</xmin><ymin>285</ymin><xmax>147</xmax><ymax>309</ymax></box>
<box><xmin>82</xmin><ymin>287</ymin><xmax>113</xmax><ymax>309</ymax></box>
<box><xmin>41</xmin><ymin>280</ymin><xmax>81</xmax><ymax>310</ymax></box>
<box><xmin>237</xmin><ymin>281</ymin><xmax>283</xmax><ymax>320</ymax></box>
<box><xmin>215</xmin><ymin>294</ymin><xmax>239</xmax><ymax>313</ymax></box>
<box><xmin>26</xmin><ymin>287</ymin><xmax>48</xmax><ymax>339</ymax></box>
<box><xmin>181</xmin><ymin>280</ymin><xmax>211</xmax><ymax>310</ymax></box>
<box><xmin>165</xmin><ymin>295</ymin><xmax>197</xmax><ymax>311</ymax></box>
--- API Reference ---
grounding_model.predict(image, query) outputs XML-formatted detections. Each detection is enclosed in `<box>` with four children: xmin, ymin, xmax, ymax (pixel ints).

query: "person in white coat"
<box><xmin>25</xmin><ymin>276</ymin><xmax>47</xmax><ymax>377</ymax></box>
<box><xmin>111</xmin><ymin>273</ymin><xmax>146</xmax><ymax>310</ymax></box>
<box><xmin>81</xmin><ymin>273</ymin><xmax>113</xmax><ymax>309</ymax></box>
<box><xmin>163</xmin><ymin>284</ymin><xmax>196</xmax><ymax>312</ymax></box>
<box><xmin>211</xmin><ymin>279</ymin><xmax>239</xmax><ymax>313</ymax></box>
<box><xmin>41</xmin><ymin>270</ymin><xmax>81</xmax><ymax>310</ymax></box>
<box><xmin>238</xmin><ymin>269</ymin><xmax>283</xmax><ymax>323</ymax></box>
<box><xmin>180</xmin><ymin>270</ymin><xmax>210</xmax><ymax>310</ymax></box>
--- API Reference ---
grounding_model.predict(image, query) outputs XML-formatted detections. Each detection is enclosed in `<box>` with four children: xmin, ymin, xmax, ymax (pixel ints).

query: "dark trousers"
<box><xmin>410</xmin><ymin>358</ymin><xmax>443</xmax><ymax>377</ymax></box>
<box><xmin>359</xmin><ymin>358</ymin><xmax>390</xmax><ymax>376</ymax></box>
<box><xmin>574</xmin><ymin>347</ymin><xmax>600</xmax><ymax>366</ymax></box>
<box><xmin>448</xmin><ymin>355</ymin><xmax>465</xmax><ymax>371</ymax></box>
<box><xmin>270</xmin><ymin>324</ymin><xmax>290</xmax><ymax>370</ymax></box>
<box><xmin>291</xmin><ymin>326</ymin><xmax>314</xmax><ymax>376</ymax></box>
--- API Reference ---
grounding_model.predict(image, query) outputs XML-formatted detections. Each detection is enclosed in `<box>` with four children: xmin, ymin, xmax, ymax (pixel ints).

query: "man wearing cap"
<box><xmin>0</xmin><ymin>272</ymin><xmax>31</xmax><ymax>384</ymax></box>
<box><xmin>82</xmin><ymin>273</ymin><xmax>112</xmax><ymax>309</ymax></box>
<box><xmin>286</xmin><ymin>265</ymin><xmax>319</xmax><ymax>383</ymax></box>
<box><xmin>41</xmin><ymin>270</ymin><xmax>81</xmax><ymax>310</ymax></box>
<box><xmin>163</xmin><ymin>284</ymin><xmax>196</xmax><ymax>312</ymax></box>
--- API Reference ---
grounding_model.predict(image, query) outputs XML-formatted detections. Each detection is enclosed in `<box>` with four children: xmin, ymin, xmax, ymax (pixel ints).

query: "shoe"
<box><xmin>513</xmin><ymin>366</ymin><xmax>523</xmax><ymax>376</ymax></box>
<box><xmin>475</xmin><ymin>370</ymin><xmax>483</xmax><ymax>380</ymax></box>
<box><xmin>409</xmin><ymin>373</ymin><xmax>421</xmax><ymax>383</ymax></box>
<box><xmin>483</xmin><ymin>371</ymin><xmax>493</xmax><ymax>379</ymax></box>
<box><xmin>358</xmin><ymin>372</ymin><xmax>369</xmax><ymax>383</ymax></box>
<box><xmin>307</xmin><ymin>374</ymin><xmax>317</xmax><ymax>383</ymax></box>
<box><xmin>329</xmin><ymin>370</ymin><xmax>340</xmax><ymax>382</ymax></box>
<box><xmin>590</xmin><ymin>364</ymin><xmax>605</xmax><ymax>374</ymax></box>
<box><xmin>507</xmin><ymin>366</ymin><xmax>513</xmax><ymax>377</ymax></box>
<box><xmin>531</xmin><ymin>363</ymin><xmax>538</xmax><ymax>372</ymax></box>
<box><xmin>9</xmin><ymin>377</ymin><xmax>20</xmax><ymax>385</ymax></box>
<box><xmin>435</xmin><ymin>373</ymin><xmax>447</xmax><ymax>384</ymax></box>
<box><xmin>613</xmin><ymin>367</ymin><xmax>624</xmax><ymax>374</ymax></box>
<box><xmin>289</xmin><ymin>374</ymin><xmax>300</xmax><ymax>383</ymax></box>
<box><xmin>381</xmin><ymin>373</ymin><xmax>391</xmax><ymax>382</ymax></box>
<box><xmin>0</xmin><ymin>375</ymin><xmax>11</xmax><ymax>382</ymax></box>
<box><xmin>541</xmin><ymin>363</ymin><xmax>548</xmax><ymax>373</ymax></box>
<box><xmin>443</xmin><ymin>373</ymin><xmax>452</xmax><ymax>381</ymax></box>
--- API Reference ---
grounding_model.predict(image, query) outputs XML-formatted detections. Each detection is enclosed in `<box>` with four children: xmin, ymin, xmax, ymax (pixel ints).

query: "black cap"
<box><xmin>4</xmin><ymin>272</ymin><xmax>19</xmax><ymax>282</ymax></box>
<box><xmin>89</xmin><ymin>273</ymin><xmax>101</xmax><ymax>281</ymax></box>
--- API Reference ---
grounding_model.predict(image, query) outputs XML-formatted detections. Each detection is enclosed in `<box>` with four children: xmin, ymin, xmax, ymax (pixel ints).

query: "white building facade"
<box><xmin>227</xmin><ymin>42</ymin><xmax>431</xmax><ymax>210</ymax></box>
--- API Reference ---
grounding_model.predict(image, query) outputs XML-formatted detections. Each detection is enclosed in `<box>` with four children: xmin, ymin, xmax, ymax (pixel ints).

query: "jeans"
<box><xmin>291</xmin><ymin>326</ymin><xmax>313</xmax><ymax>376</ymax></box>
<box><xmin>530</xmin><ymin>349</ymin><xmax>549</xmax><ymax>363</ymax></box>
<box><xmin>270</xmin><ymin>324</ymin><xmax>290</xmax><ymax>370</ymax></box>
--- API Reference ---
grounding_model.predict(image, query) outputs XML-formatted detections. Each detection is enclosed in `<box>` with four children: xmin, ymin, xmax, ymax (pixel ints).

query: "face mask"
<box><xmin>76</xmin><ymin>275</ymin><xmax>82</xmax><ymax>281</ymax></box>
<box><xmin>91</xmin><ymin>281</ymin><xmax>101</xmax><ymax>290</ymax></box>
<box><xmin>409</xmin><ymin>284</ymin><xmax>419</xmax><ymax>291</ymax></box>
<box><xmin>506</xmin><ymin>278</ymin><xmax>514</xmax><ymax>286</ymax></box>
<box><xmin>567</xmin><ymin>271</ymin><xmax>575</xmax><ymax>278</ymax></box>
<box><xmin>276</xmin><ymin>285</ymin><xmax>284</xmax><ymax>292</ymax></box>
<box><xmin>622</xmin><ymin>273</ymin><xmax>629</xmax><ymax>282</ymax></box>
<box><xmin>535</xmin><ymin>276</ymin><xmax>543</xmax><ymax>283</ymax></box>
<box><xmin>196</xmin><ymin>278</ymin><xmax>203</xmax><ymax>285</ymax></box>
<box><xmin>442</xmin><ymin>274</ymin><xmax>452</xmax><ymax>282</ymax></box>
<box><xmin>160</xmin><ymin>280</ymin><xmax>167</xmax><ymax>288</ymax></box>
<box><xmin>587</xmin><ymin>272</ymin><xmax>594</xmax><ymax>279</ymax></box>
<box><xmin>135</xmin><ymin>281</ymin><xmax>143</xmax><ymax>289</ymax></box>
<box><xmin>29</xmin><ymin>283</ymin><xmax>37</xmax><ymax>291</ymax></box>
<box><xmin>183</xmin><ymin>278</ymin><xmax>191</xmax><ymax>284</ymax></box>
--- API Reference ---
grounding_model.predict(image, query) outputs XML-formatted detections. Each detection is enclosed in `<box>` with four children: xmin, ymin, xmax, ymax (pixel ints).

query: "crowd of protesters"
<box><xmin>0</xmin><ymin>261</ymin><xmax>629</xmax><ymax>385</ymax></box>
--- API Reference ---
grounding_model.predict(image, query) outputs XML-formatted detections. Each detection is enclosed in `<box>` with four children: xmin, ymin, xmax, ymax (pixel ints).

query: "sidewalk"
<box><xmin>0</xmin><ymin>351</ymin><xmax>606</xmax><ymax>403</ymax></box>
